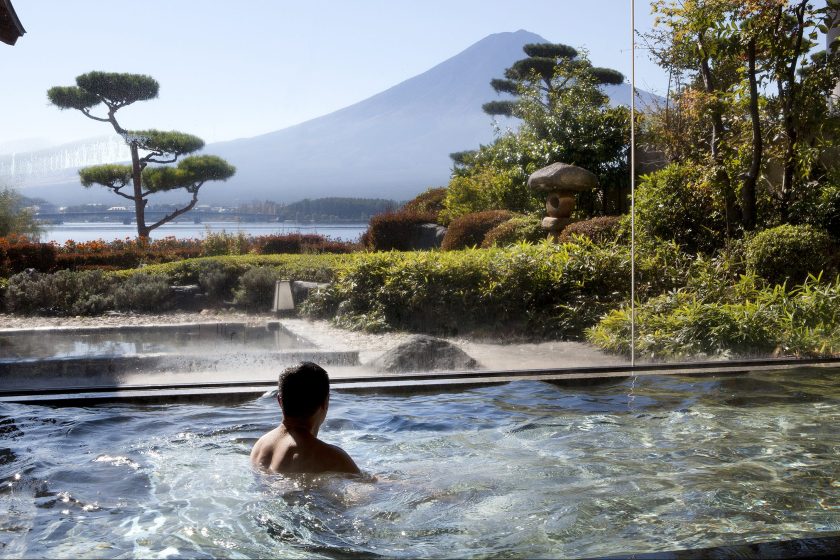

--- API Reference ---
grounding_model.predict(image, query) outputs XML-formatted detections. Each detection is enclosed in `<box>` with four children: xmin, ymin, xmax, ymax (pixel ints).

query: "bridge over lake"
<box><xmin>35</xmin><ymin>210</ymin><xmax>282</xmax><ymax>224</ymax></box>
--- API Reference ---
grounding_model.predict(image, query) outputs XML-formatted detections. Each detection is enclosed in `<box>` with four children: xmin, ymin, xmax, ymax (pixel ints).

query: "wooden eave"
<box><xmin>0</xmin><ymin>0</ymin><xmax>25</xmax><ymax>46</ymax></box>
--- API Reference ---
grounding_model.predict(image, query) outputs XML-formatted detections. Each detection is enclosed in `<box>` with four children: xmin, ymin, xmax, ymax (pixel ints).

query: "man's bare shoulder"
<box><xmin>322</xmin><ymin>442</ymin><xmax>361</xmax><ymax>474</ymax></box>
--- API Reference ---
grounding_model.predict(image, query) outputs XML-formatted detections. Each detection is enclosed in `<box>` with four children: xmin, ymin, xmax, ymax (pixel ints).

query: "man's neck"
<box><xmin>281</xmin><ymin>418</ymin><xmax>320</xmax><ymax>438</ymax></box>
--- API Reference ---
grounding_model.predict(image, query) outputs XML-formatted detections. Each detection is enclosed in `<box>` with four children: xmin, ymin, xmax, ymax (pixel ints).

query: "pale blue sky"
<box><xmin>1</xmin><ymin>1</ymin><xmax>664</xmax><ymax>150</ymax></box>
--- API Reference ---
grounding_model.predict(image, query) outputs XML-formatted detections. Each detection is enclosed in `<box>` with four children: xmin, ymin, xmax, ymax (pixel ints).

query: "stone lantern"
<box><xmin>527</xmin><ymin>162</ymin><xmax>598</xmax><ymax>241</ymax></box>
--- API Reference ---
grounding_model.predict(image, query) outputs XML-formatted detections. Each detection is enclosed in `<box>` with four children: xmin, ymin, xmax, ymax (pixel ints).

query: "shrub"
<box><xmin>440</xmin><ymin>162</ymin><xmax>538</xmax><ymax>224</ymax></box>
<box><xmin>196</xmin><ymin>260</ymin><xmax>240</xmax><ymax>303</ymax></box>
<box><xmin>257</xmin><ymin>233</ymin><xmax>317</xmax><ymax>254</ymax></box>
<box><xmin>4</xmin><ymin>269</ymin><xmax>116</xmax><ymax>316</ymax></box>
<box><xmin>112</xmin><ymin>273</ymin><xmax>172</xmax><ymax>312</ymax></box>
<box><xmin>255</xmin><ymin>233</ymin><xmax>358</xmax><ymax>255</ymax></box>
<box><xmin>635</xmin><ymin>163</ymin><xmax>726</xmax><ymax>254</ymax></box>
<box><xmin>365</xmin><ymin>210</ymin><xmax>437</xmax><ymax>251</ymax></box>
<box><xmin>441</xmin><ymin>210</ymin><xmax>515</xmax><ymax>250</ymax></box>
<box><xmin>588</xmin><ymin>272</ymin><xmax>840</xmax><ymax>359</ymax></box>
<box><xmin>481</xmin><ymin>215</ymin><xmax>545</xmax><ymax>247</ymax></box>
<box><xmin>402</xmin><ymin>187</ymin><xmax>448</xmax><ymax>222</ymax></box>
<box><xmin>558</xmin><ymin>216</ymin><xmax>622</xmax><ymax>244</ymax></box>
<box><xmin>233</xmin><ymin>266</ymin><xmax>280</xmax><ymax>311</ymax></box>
<box><xmin>745</xmin><ymin>224</ymin><xmax>835</xmax><ymax>286</ymax></box>
<box><xmin>0</xmin><ymin>188</ymin><xmax>41</xmax><ymax>239</ymax></box>
<box><xmin>201</xmin><ymin>229</ymin><xmax>250</xmax><ymax>256</ymax></box>
<box><xmin>0</xmin><ymin>238</ymin><xmax>57</xmax><ymax>274</ymax></box>
<box><xmin>302</xmin><ymin>238</ymin><xmax>689</xmax><ymax>338</ymax></box>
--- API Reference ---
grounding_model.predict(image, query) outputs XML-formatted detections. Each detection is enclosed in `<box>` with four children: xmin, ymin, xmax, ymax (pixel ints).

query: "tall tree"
<box><xmin>48</xmin><ymin>72</ymin><xmax>235</xmax><ymax>239</ymax></box>
<box><xmin>647</xmin><ymin>0</ymin><xmax>839</xmax><ymax>230</ymax></box>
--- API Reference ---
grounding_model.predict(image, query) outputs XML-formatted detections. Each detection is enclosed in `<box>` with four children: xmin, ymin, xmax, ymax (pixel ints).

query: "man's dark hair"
<box><xmin>278</xmin><ymin>362</ymin><xmax>330</xmax><ymax>418</ymax></box>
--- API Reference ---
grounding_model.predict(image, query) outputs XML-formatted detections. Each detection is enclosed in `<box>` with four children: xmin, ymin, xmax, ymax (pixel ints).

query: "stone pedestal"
<box><xmin>527</xmin><ymin>163</ymin><xmax>598</xmax><ymax>241</ymax></box>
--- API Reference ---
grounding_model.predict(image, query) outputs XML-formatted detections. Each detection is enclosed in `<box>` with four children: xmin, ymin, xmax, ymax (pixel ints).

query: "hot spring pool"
<box><xmin>1</xmin><ymin>369</ymin><xmax>839</xmax><ymax>558</ymax></box>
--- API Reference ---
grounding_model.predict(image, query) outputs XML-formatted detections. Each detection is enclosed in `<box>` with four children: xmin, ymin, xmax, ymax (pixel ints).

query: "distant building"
<box><xmin>108</xmin><ymin>206</ymin><xmax>128</xmax><ymax>212</ymax></box>
<box><xmin>0</xmin><ymin>0</ymin><xmax>25</xmax><ymax>46</ymax></box>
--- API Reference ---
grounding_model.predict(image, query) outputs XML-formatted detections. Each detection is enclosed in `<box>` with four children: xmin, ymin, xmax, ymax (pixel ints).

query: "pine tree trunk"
<box><xmin>129</xmin><ymin>143</ymin><xmax>149</xmax><ymax>239</ymax></box>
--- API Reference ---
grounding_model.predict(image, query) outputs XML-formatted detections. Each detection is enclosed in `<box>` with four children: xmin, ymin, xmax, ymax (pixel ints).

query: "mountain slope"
<box><xmin>206</xmin><ymin>29</ymin><xmax>546</xmax><ymax>203</ymax></box>
<box><xmin>8</xmin><ymin>30</ymin><xmax>660</xmax><ymax>205</ymax></box>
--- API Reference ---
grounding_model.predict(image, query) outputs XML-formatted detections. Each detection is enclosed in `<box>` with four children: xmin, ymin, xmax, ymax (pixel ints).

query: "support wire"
<box><xmin>630</xmin><ymin>0</ymin><xmax>637</xmax><ymax>367</ymax></box>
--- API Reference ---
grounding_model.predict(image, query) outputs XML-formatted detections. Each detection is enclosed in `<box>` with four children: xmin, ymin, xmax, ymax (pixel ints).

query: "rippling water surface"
<box><xmin>1</xmin><ymin>369</ymin><xmax>840</xmax><ymax>558</ymax></box>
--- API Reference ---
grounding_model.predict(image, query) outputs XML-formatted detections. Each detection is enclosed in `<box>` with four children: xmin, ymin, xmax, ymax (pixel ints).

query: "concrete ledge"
<box><xmin>0</xmin><ymin>350</ymin><xmax>360</xmax><ymax>382</ymax></box>
<box><xmin>2</xmin><ymin>357</ymin><xmax>838</xmax><ymax>406</ymax></box>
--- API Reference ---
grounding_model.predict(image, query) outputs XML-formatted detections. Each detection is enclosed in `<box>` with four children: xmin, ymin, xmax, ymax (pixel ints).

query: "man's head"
<box><xmin>278</xmin><ymin>362</ymin><xmax>330</xmax><ymax>419</ymax></box>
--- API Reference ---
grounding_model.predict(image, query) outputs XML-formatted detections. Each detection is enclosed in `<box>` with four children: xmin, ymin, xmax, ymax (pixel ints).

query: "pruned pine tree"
<box><xmin>48</xmin><ymin>72</ymin><xmax>235</xmax><ymax>239</ymax></box>
<box><xmin>482</xmin><ymin>42</ymin><xmax>625</xmax><ymax>119</ymax></box>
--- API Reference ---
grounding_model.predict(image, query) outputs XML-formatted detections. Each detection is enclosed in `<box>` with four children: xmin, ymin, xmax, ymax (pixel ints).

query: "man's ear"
<box><xmin>276</xmin><ymin>394</ymin><xmax>282</xmax><ymax>409</ymax></box>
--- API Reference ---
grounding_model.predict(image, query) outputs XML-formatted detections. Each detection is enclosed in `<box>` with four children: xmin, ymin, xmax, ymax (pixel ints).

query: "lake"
<box><xmin>39</xmin><ymin>222</ymin><xmax>369</xmax><ymax>243</ymax></box>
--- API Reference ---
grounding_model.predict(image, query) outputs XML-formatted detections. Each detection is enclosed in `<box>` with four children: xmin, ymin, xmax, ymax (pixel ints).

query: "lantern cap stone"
<box><xmin>527</xmin><ymin>162</ymin><xmax>598</xmax><ymax>193</ymax></box>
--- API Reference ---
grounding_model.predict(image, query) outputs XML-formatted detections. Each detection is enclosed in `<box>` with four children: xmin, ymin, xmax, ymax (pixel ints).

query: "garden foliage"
<box><xmin>588</xmin><ymin>264</ymin><xmax>840</xmax><ymax>360</ymax></box>
<box><xmin>441</xmin><ymin>210</ymin><xmax>515</xmax><ymax>251</ymax></box>
<box><xmin>558</xmin><ymin>216</ymin><xmax>622</xmax><ymax>244</ymax></box>
<box><xmin>481</xmin><ymin>215</ymin><xmax>545</xmax><ymax>247</ymax></box>
<box><xmin>302</xmin><ymin>239</ymin><xmax>688</xmax><ymax>337</ymax></box>
<box><xmin>634</xmin><ymin>163</ymin><xmax>725</xmax><ymax>254</ymax></box>
<box><xmin>745</xmin><ymin>224</ymin><xmax>836</xmax><ymax>287</ymax></box>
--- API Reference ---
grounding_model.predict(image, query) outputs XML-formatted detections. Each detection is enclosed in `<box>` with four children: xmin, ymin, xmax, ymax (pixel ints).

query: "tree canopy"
<box><xmin>482</xmin><ymin>42</ymin><xmax>625</xmax><ymax>119</ymax></box>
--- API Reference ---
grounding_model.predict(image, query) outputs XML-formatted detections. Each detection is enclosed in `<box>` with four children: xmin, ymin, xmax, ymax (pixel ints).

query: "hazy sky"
<box><xmin>1</xmin><ymin>1</ymin><xmax>664</xmax><ymax>151</ymax></box>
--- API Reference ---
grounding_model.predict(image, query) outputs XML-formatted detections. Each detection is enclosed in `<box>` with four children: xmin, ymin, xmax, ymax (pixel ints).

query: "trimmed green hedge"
<box><xmin>4</xmin><ymin>254</ymin><xmax>350</xmax><ymax>316</ymax></box>
<box><xmin>302</xmin><ymin>238</ymin><xmax>688</xmax><ymax>337</ymax></box>
<box><xmin>118</xmin><ymin>253</ymin><xmax>349</xmax><ymax>284</ymax></box>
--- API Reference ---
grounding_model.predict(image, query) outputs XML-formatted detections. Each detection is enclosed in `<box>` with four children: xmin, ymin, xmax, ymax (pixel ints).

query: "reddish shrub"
<box><xmin>558</xmin><ymin>216</ymin><xmax>622</xmax><ymax>244</ymax></box>
<box><xmin>255</xmin><ymin>233</ymin><xmax>358</xmax><ymax>255</ymax></box>
<box><xmin>440</xmin><ymin>210</ymin><xmax>515</xmax><ymax>251</ymax></box>
<box><xmin>0</xmin><ymin>237</ymin><xmax>57</xmax><ymax>274</ymax></box>
<box><xmin>367</xmin><ymin>211</ymin><xmax>437</xmax><ymax>251</ymax></box>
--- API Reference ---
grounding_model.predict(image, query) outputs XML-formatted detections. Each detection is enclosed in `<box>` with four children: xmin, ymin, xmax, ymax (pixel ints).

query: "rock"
<box><xmin>408</xmin><ymin>223</ymin><xmax>447</xmax><ymax>250</ymax></box>
<box><xmin>169</xmin><ymin>285</ymin><xmax>207</xmax><ymax>311</ymax></box>
<box><xmin>541</xmin><ymin>217</ymin><xmax>561</xmax><ymax>231</ymax></box>
<box><xmin>527</xmin><ymin>162</ymin><xmax>598</xmax><ymax>194</ymax></box>
<box><xmin>368</xmin><ymin>335</ymin><xmax>480</xmax><ymax>373</ymax></box>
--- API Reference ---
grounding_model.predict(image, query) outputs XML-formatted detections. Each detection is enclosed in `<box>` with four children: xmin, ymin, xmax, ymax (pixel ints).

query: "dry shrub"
<box><xmin>440</xmin><ymin>210</ymin><xmax>515</xmax><ymax>251</ymax></box>
<box><xmin>558</xmin><ymin>216</ymin><xmax>622</xmax><ymax>244</ymax></box>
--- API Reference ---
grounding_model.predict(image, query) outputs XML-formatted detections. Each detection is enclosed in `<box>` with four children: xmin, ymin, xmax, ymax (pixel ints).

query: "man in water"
<box><xmin>251</xmin><ymin>362</ymin><xmax>360</xmax><ymax>474</ymax></box>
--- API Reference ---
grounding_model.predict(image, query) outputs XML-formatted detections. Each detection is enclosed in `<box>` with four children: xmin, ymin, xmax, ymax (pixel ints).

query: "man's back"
<box><xmin>251</xmin><ymin>425</ymin><xmax>359</xmax><ymax>475</ymax></box>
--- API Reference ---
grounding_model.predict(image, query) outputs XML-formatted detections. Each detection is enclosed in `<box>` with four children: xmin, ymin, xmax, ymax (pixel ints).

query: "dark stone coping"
<box><xmin>595</xmin><ymin>531</ymin><xmax>840</xmax><ymax>559</ymax></box>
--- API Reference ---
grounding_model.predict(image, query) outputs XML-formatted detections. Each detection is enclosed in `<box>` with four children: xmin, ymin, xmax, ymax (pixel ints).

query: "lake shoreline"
<box><xmin>38</xmin><ymin>221</ymin><xmax>369</xmax><ymax>243</ymax></box>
